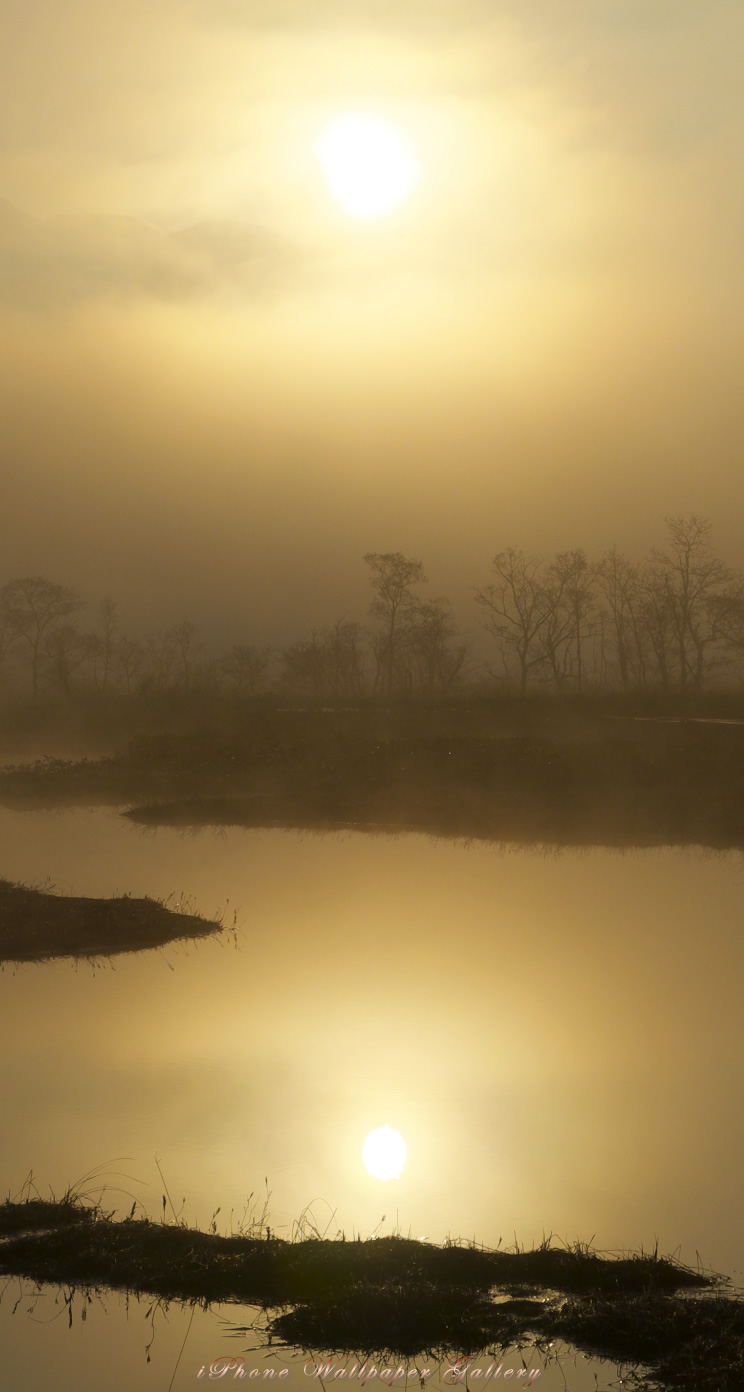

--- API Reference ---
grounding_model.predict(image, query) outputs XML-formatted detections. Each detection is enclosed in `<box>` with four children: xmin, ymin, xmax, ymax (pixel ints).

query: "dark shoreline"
<box><xmin>0</xmin><ymin>879</ymin><xmax>223</xmax><ymax>963</ymax></box>
<box><xmin>0</xmin><ymin>1198</ymin><xmax>741</xmax><ymax>1389</ymax></box>
<box><xmin>3</xmin><ymin>715</ymin><xmax>744</xmax><ymax>850</ymax></box>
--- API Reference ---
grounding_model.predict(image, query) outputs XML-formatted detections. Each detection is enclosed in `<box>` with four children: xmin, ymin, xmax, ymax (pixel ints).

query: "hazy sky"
<box><xmin>2</xmin><ymin>0</ymin><xmax>743</xmax><ymax>646</ymax></box>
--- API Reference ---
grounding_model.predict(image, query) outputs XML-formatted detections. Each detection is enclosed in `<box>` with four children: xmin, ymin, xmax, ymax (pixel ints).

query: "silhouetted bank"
<box><xmin>0</xmin><ymin>879</ymin><xmax>222</xmax><ymax>963</ymax></box>
<box><xmin>2</xmin><ymin>689</ymin><xmax>744</xmax><ymax>761</ymax></box>
<box><xmin>3</xmin><ymin>716</ymin><xmax>744</xmax><ymax>848</ymax></box>
<box><xmin>0</xmin><ymin>1198</ymin><xmax>740</xmax><ymax>1389</ymax></box>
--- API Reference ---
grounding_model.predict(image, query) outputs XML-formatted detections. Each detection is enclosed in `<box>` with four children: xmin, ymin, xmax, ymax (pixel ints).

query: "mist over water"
<box><xmin>3</xmin><ymin>4</ymin><xmax>744</xmax><ymax>1387</ymax></box>
<box><xmin>2</xmin><ymin>807</ymin><xmax>742</xmax><ymax>1280</ymax></box>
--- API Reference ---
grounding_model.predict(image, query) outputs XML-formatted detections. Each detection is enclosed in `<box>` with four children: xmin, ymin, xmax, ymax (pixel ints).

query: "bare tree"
<box><xmin>116</xmin><ymin>635</ymin><xmax>147</xmax><ymax>695</ymax></box>
<box><xmin>169</xmin><ymin>621</ymin><xmax>203</xmax><ymax>689</ymax></box>
<box><xmin>546</xmin><ymin>550</ymin><xmax>596</xmax><ymax>692</ymax></box>
<box><xmin>0</xmin><ymin>608</ymin><xmax>18</xmax><ymax>684</ymax></box>
<box><xmin>475</xmin><ymin>549</ymin><xmax>550</xmax><ymax>697</ymax></box>
<box><xmin>537</xmin><ymin>562</ymin><xmax>576</xmax><ymax>692</ymax></box>
<box><xmin>222</xmin><ymin>644</ymin><xmax>272</xmax><ymax>696</ymax></box>
<box><xmin>281</xmin><ymin>621</ymin><xmax>365</xmax><ymax>699</ymax></box>
<box><xmin>706</xmin><ymin>579</ymin><xmax>744</xmax><ymax>667</ymax></box>
<box><xmin>44</xmin><ymin>624</ymin><xmax>97</xmax><ymax>696</ymax></box>
<box><xmin>407</xmin><ymin>599</ymin><xmax>468</xmax><ymax>690</ymax></box>
<box><xmin>326</xmin><ymin>620</ymin><xmax>366</xmax><ymax>697</ymax></box>
<box><xmin>143</xmin><ymin>631</ymin><xmax>178</xmax><ymax>691</ymax></box>
<box><xmin>0</xmin><ymin>577</ymin><xmax>83</xmax><ymax>698</ymax></box>
<box><xmin>649</xmin><ymin>516</ymin><xmax>733</xmax><ymax>691</ymax></box>
<box><xmin>95</xmin><ymin>598</ymin><xmax>119</xmax><ymax>693</ymax></box>
<box><xmin>281</xmin><ymin>632</ymin><xmax>332</xmax><ymax>698</ymax></box>
<box><xmin>596</xmin><ymin>548</ymin><xmax>646</xmax><ymax>691</ymax></box>
<box><xmin>363</xmin><ymin>552</ymin><xmax>427</xmax><ymax>695</ymax></box>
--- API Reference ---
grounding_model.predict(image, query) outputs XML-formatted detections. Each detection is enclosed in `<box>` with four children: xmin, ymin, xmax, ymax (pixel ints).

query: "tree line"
<box><xmin>2</xmin><ymin>517</ymin><xmax>744</xmax><ymax>701</ymax></box>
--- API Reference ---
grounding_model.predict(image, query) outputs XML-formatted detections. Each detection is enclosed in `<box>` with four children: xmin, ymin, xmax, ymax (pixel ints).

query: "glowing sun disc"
<box><xmin>315</xmin><ymin>113</ymin><xmax>420</xmax><ymax>220</ymax></box>
<box><xmin>362</xmin><ymin>1126</ymin><xmax>407</xmax><ymax>1180</ymax></box>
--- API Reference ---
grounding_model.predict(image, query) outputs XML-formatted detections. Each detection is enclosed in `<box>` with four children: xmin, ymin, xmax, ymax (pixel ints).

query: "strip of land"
<box><xmin>0</xmin><ymin>879</ymin><xmax>223</xmax><ymax>963</ymax></box>
<box><xmin>3</xmin><ymin>713</ymin><xmax>744</xmax><ymax>848</ymax></box>
<box><xmin>0</xmin><ymin>1199</ymin><xmax>741</xmax><ymax>1390</ymax></box>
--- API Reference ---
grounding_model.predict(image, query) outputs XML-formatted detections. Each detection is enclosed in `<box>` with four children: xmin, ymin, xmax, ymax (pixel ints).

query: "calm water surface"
<box><xmin>1</xmin><ymin>806</ymin><xmax>743</xmax><ymax>1388</ymax></box>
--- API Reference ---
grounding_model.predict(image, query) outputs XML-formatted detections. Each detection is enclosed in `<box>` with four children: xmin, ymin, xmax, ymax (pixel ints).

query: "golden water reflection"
<box><xmin>1</xmin><ymin>808</ymin><xmax>742</xmax><ymax>1284</ymax></box>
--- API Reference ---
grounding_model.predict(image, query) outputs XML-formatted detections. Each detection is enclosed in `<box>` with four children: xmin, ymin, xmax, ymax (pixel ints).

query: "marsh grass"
<box><xmin>1</xmin><ymin>1192</ymin><xmax>740</xmax><ymax>1388</ymax></box>
<box><xmin>0</xmin><ymin>1195</ymin><xmax>97</xmax><ymax>1236</ymax></box>
<box><xmin>0</xmin><ymin>876</ymin><xmax>226</xmax><ymax>963</ymax></box>
<box><xmin>557</xmin><ymin>1290</ymin><xmax>744</xmax><ymax>1392</ymax></box>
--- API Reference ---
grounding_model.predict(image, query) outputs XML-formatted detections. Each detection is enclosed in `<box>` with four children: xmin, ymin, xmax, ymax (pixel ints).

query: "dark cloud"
<box><xmin>0</xmin><ymin>199</ymin><xmax>304</xmax><ymax>308</ymax></box>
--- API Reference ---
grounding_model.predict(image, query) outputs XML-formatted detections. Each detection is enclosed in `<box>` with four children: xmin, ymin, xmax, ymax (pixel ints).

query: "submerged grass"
<box><xmin>0</xmin><ymin>877</ymin><xmax>225</xmax><ymax>963</ymax></box>
<box><xmin>0</xmin><ymin>1194</ymin><xmax>740</xmax><ymax>1389</ymax></box>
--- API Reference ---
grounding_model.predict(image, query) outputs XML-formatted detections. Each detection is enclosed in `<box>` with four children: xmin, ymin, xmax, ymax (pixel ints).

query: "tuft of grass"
<box><xmin>0</xmin><ymin>1161</ymin><xmax>146</xmax><ymax>1234</ymax></box>
<box><xmin>0</xmin><ymin>1195</ymin><xmax>97</xmax><ymax>1236</ymax></box>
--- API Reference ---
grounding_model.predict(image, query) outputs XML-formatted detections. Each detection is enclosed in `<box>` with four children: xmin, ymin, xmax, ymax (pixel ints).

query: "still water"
<box><xmin>1</xmin><ymin>806</ymin><xmax>743</xmax><ymax>1388</ymax></box>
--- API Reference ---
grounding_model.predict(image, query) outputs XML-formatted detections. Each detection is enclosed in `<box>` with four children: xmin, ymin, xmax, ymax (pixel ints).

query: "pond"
<box><xmin>1</xmin><ymin>806</ymin><xmax>743</xmax><ymax>1388</ymax></box>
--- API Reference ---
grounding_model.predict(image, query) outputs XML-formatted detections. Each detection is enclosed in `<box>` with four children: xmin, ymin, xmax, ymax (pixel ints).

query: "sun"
<box><xmin>315</xmin><ymin>113</ymin><xmax>420</xmax><ymax>220</ymax></box>
<box><xmin>362</xmin><ymin>1126</ymin><xmax>407</xmax><ymax>1181</ymax></box>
